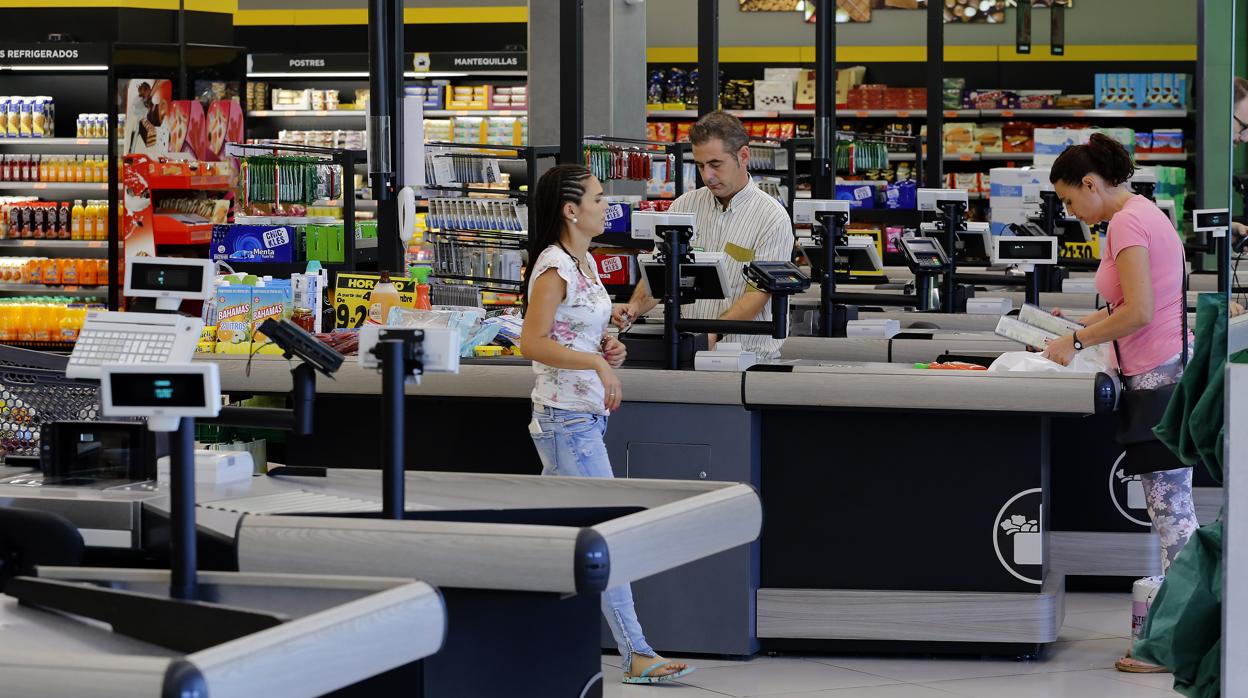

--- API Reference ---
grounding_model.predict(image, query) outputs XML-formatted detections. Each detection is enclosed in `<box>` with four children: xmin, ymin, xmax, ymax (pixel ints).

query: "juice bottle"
<box><xmin>0</xmin><ymin>308</ymin><xmax>12</xmax><ymax>342</ymax></box>
<box><xmin>58</xmin><ymin>309</ymin><xmax>74</xmax><ymax>342</ymax></box>
<box><xmin>96</xmin><ymin>202</ymin><xmax>108</xmax><ymax>241</ymax></box>
<box><xmin>60</xmin><ymin>258</ymin><xmax>78</xmax><ymax>285</ymax></box>
<box><xmin>96</xmin><ymin>258</ymin><xmax>108</xmax><ymax>286</ymax></box>
<box><xmin>42</xmin><ymin>258</ymin><xmax>59</xmax><ymax>285</ymax></box>
<box><xmin>79</xmin><ymin>258</ymin><xmax>97</xmax><ymax>286</ymax></box>
<box><xmin>16</xmin><ymin>304</ymin><xmax>34</xmax><ymax>341</ymax></box>
<box><xmin>368</xmin><ymin>271</ymin><xmax>401</xmax><ymax>325</ymax></box>
<box><xmin>57</xmin><ymin>201</ymin><xmax>69</xmax><ymax>240</ymax></box>
<box><xmin>83</xmin><ymin>200</ymin><xmax>98</xmax><ymax>240</ymax></box>
<box><xmin>70</xmin><ymin>199</ymin><xmax>84</xmax><ymax>240</ymax></box>
<box><xmin>32</xmin><ymin>304</ymin><xmax>50</xmax><ymax>341</ymax></box>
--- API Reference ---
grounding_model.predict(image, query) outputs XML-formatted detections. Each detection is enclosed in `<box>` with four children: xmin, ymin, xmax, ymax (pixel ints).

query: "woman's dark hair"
<box><xmin>1049</xmin><ymin>132</ymin><xmax>1136</xmax><ymax>188</ymax></box>
<box><xmin>522</xmin><ymin>164</ymin><xmax>593</xmax><ymax>311</ymax></box>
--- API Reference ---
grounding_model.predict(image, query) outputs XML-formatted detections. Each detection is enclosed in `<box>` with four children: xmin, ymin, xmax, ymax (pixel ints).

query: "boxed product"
<box><xmin>591</xmin><ymin>252</ymin><xmax>634</xmax><ymax>286</ymax></box>
<box><xmin>1136</xmin><ymin>131</ymin><xmax>1154</xmax><ymax>152</ymax></box>
<box><xmin>1095</xmin><ymin>74</ymin><xmax>1141</xmax><ymax>109</ymax></box>
<box><xmin>271</xmin><ymin>88</ymin><xmax>312</xmax><ymax>111</ymax></box>
<box><xmin>211</xmin><ymin>224</ymin><xmax>296</xmax><ymax>263</ymax></box>
<box><xmin>305</xmin><ymin>224</ymin><xmax>345</xmax><ymax>263</ymax></box>
<box><xmin>214</xmin><ymin>286</ymin><xmax>252</xmax><ymax>352</ymax></box>
<box><xmin>1033</xmin><ymin>128</ymin><xmax>1092</xmax><ymax>167</ymax></box>
<box><xmin>753</xmin><ymin>80</ymin><xmax>794</xmax><ymax>111</ymax></box>
<box><xmin>884</xmin><ymin>179</ymin><xmax>917</xmax><ymax>209</ymax></box>
<box><xmin>404</xmin><ymin>85</ymin><xmax>444</xmax><ymax>111</ymax></box>
<box><xmin>722</xmin><ymin>80</ymin><xmax>755</xmax><ymax>111</ymax></box>
<box><xmin>949</xmin><ymin>173</ymin><xmax>980</xmax><ymax>193</ymax></box>
<box><xmin>943</xmin><ymin>123</ymin><xmax>976</xmax><ymax>154</ymax></box>
<box><xmin>975</xmin><ymin>124</ymin><xmax>1004</xmax><ymax>154</ymax></box>
<box><xmin>943</xmin><ymin>78</ymin><xmax>966</xmax><ymax>109</ymax></box>
<box><xmin>1140</xmin><ymin>73</ymin><xmax>1188</xmax><ymax>110</ymax></box>
<box><xmin>795</xmin><ymin>70</ymin><xmax>817</xmax><ymax>110</ymax></box>
<box><xmin>835</xmin><ymin>183</ymin><xmax>877</xmax><ymax>209</ymax></box>
<box><xmin>445</xmin><ymin>85</ymin><xmax>490</xmax><ymax>110</ymax></box>
<box><xmin>988</xmin><ymin>166</ymin><xmax>1051</xmax><ymax>205</ymax></box>
<box><xmin>250</xmin><ymin>286</ymin><xmax>293</xmax><ymax>347</ymax></box>
<box><xmin>1017</xmin><ymin>91</ymin><xmax>1059</xmax><ymax>110</ymax></box>
<box><xmin>1150</xmin><ymin>129</ymin><xmax>1185</xmax><ymax>153</ymax></box>
<box><xmin>603</xmin><ymin>201</ymin><xmax>632</xmax><ymax>235</ymax></box>
<box><xmin>1003</xmin><ymin>122</ymin><xmax>1034</xmax><ymax>153</ymax></box>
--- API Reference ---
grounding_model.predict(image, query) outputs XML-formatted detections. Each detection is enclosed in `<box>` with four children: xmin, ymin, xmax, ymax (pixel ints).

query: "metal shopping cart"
<box><xmin>0</xmin><ymin>346</ymin><xmax>100</xmax><ymax>462</ymax></box>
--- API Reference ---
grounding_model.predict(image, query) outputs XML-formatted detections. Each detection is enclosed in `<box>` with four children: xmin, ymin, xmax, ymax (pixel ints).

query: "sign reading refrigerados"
<box><xmin>0</xmin><ymin>43</ymin><xmax>107</xmax><ymax>66</ymax></box>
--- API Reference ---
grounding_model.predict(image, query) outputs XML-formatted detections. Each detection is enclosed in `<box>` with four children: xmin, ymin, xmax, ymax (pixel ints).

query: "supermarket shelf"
<box><xmin>249</xmin><ymin>109</ymin><xmax>530</xmax><ymax>118</ymax></box>
<box><xmin>0</xmin><ymin>283</ymin><xmax>106</xmax><ymax>295</ymax></box>
<box><xmin>978</xmin><ymin>108</ymin><xmax>1188</xmax><ymax>118</ymax></box>
<box><xmin>647</xmin><ymin>108</ymin><xmax>1188</xmax><ymax>120</ymax></box>
<box><xmin>0</xmin><ymin>240</ymin><xmax>109</xmax><ymax>256</ymax></box>
<box><xmin>153</xmin><ymin>214</ymin><xmax>213</xmax><ymax>245</ymax></box>
<box><xmin>1136</xmin><ymin>152</ymin><xmax>1191</xmax><ymax>162</ymax></box>
<box><xmin>974</xmin><ymin>152</ymin><xmax>1034</xmax><ymax>161</ymax></box>
<box><xmin>0</xmin><ymin>181</ymin><xmax>108</xmax><ymax>191</ymax></box>
<box><xmin>0</xmin><ymin>138</ymin><xmax>107</xmax><ymax>148</ymax></box>
<box><xmin>0</xmin><ymin>339</ymin><xmax>75</xmax><ymax>352</ymax></box>
<box><xmin>145</xmin><ymin>173</ymin><xmax>232</xmax><ymax>191</ymax></box>
<box><xmin>420</xmin><ymin>184</ymin><xmax>526</xmax><ymax>197</ymax></box>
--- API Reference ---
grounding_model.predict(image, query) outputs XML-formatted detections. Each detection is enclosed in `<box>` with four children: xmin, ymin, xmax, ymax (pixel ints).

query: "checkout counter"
<box><xmin>195</xmin><ymin>354</ymin><xmax>1115</xmax><ymax>656</ymax></box>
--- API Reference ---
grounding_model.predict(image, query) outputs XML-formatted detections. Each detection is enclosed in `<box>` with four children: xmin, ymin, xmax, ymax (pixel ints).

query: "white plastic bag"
<box><xmin>988</xmin><ymin>349</ymin><xmax>1111</xmax><ymax>374</ymax></box>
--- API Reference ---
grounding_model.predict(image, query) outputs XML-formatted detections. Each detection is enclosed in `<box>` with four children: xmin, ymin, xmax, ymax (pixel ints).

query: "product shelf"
<box><xmin>646</xmin><ymin>108</ymin><xmax>1189</xmax><ymax>120</ymax></box>
<box><xmin>143</xmin><ymin>173</ymin><xmax>233</xmax><ymax>191</ymax></box>
<box><xmin>0</xmin><ymin>138</ymin><xmax>107</xmax><ymax>148</ymax></box>
<box><xmin>0</xmin><ymin>181</ymin><xmax>108</xmax><ymax>191</ymax></box>
<box><xmin>152</xmin><ymin>214</ymin><xmax>213</xmax><ymax>245</ymax></box>
<box><xmin>0</xmin><ymin>339</ymin><xmax>76</xmax><ymax>352</ymax></box>
<box><xmin>247</xmin><ymin>109</ymin><xmax>366</xmax><ymax>118</ymax></box>
<box><xmin>0</xmin><ymin>240</ymin><xmax>109</xmax><ymax>256</ymax></box>
<box><xmin>978</xmin><ymin>108</ymin><xmax>1188</xmax><ymax>118</ymax></box>
<box><xmin>1136</xmin><ymin>152</ymin><xmax>1191</xmax><ymax>162</ymax></box>
<box><xmin>0</xmin><ymin>283</ymin><xmax>106</xmax><ymax>295</ymax></box>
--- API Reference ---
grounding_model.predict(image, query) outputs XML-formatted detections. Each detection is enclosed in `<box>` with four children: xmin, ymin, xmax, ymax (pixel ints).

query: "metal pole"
<box><xmin>663</xmin><ymin>229</ymin><xmax>681</xmax><ymax>370</ymax></box>
<box><xmin>697</xmin><ymin>0</ymin><xmax>719</xmax><ymax>116</ymax></box>
<box><xmin>379</xmin><ymin>339</ymin><xmax>406</xmax><ymax>519</ymax></box>
<box><xmin>813</xmin><ymin>0</ymin><xmax>834</xmax><ymax>199</ymax></box>
<box><xmin>368</xmin><ymin>0</ymin><xmax>400</xmax><ymax>271</ymax></box>
<box><xmin>926</xmin><ymin>0</ymin><xmax>944</xmax><ymax>190</ymax></box>
<box><xmin>169</xmin><ymin>418</ymin><xmax>198</xmax><ymax>601</ymax></box>
<box><xmin>177</xmin><ymin>0</ymin><xmax>188</xmax><ymax>100</ymax></box>
<box><xmin>559</xmin><ymin>0</ymin><xmax>584</xmax><ymax>164</ymax></box>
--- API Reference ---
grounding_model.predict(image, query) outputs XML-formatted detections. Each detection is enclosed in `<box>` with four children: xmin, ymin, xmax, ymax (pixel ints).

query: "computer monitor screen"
<box><xmin>639</xmin><ymin>252</ymin><xmax>732</xmax><ymax>301</ymax></box>
<box><xmin>110</xmin><ymin>372</ymin><xmax>207</xmax><ymax>408</ymax></box>
<box><xmin>100</xmin><ymin>363</ymin><xmax>221</xmax><ymax>422</ymax></box>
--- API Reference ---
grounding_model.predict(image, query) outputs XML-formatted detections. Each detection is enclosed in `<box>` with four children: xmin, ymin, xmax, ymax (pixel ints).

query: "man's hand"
<box><xmin>1233</xmin><ymin>221</ymin><xmax>1247</xmax><ymax>242</ymax></box>
<box><xmin>612</xmin><ymin>302</ymin><xmax>638</xmax><ymax>330</ymax></box>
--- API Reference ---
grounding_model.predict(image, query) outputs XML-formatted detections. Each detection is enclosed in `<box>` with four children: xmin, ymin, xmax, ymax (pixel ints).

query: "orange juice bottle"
<box><xmin>79</xmin><ymin>258</ymin><xmax>97</xmax><ymax>286</ymax></box>
<box><xmin>42</xmin><ymin>258</ymin><xmax>59</xmax><ymax>285</ymax></box>
<box><xmin>70</xmin><ymin>199</ymin><xmax>84</xmax><ymax>240</ymax></box>
<box><xmin>32</xmin><ymin>304</ymin><xmax>50</xmax><ymax>341</ymax></box>
<box><xmin>0</xmin><ymin>308</ymin><xmax>11</xmax><ymax>342</ymax></box>
<box><xmin>96</xmin><ymin>258</ymin><xmax>108</xmax><ymax>286</ymax></box>
<box><xmin>25</xmin><ymin>258</ymin><xmax>42</xmax><ymax>285</ymax></box>
<box><xmin>17</xmin><ymin>304</ymin><xmax>34</xmax><ymax>342</ymax></box>
<box><xmin>60</xmin><ymin>258</ymin><xmax>78</xmax><ymax>285</ymax></box>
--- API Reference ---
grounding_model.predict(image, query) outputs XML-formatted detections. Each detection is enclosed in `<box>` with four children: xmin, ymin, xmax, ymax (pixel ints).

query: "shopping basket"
<box><xmin>0</xmin><ymin>346</ymin><xmax>100</xmax><ymax>461</ymax></box>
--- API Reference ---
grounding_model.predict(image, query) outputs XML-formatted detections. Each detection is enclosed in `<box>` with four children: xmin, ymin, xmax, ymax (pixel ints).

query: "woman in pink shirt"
<box><xmin>1040</xmin><ymin>133</ymin><xmax>1196</xmax><ymax>674</ymax></box>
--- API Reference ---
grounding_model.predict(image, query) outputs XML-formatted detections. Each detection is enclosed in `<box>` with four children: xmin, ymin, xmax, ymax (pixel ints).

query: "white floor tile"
<box><xmin>743</xmin><ymin>684</ymin><xmax>967</xmax><ymax>698</ymax></box>
<box><xmin>807</xmin><ymin>638</ymin><xmax>1130</xmax><ymax>684</ymax></box>
<box><xmin>1086</xmin><ymin>667</ymin><xmax>1182</xmax><ymax>692</ymax></box>
<box><xmin>1058</xmin><ymin>623</ymin><xmax>1120</xmax><ymax>642</ymax></box>
<box><xmin>677</xmin><ymin>657</ymin><xmax>900</xmax><ymax>697</ymax></box>
<box><xmin>919</xmin><ymin>669</ymin><xmax>1179</xmax><ymax>697</ymax></box>
<box><xmin>1061</xmin><ymin>609</ymin><xmax>1135</xmax><ymax>638</ymax></box>
<box><xmin>1063</xmin><ymin>592</ymin><xmax>1132</xmax><ymax>614</ymax></box>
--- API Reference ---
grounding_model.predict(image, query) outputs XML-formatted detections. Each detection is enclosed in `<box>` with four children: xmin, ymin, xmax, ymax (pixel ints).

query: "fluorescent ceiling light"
<box><xmin>7</xmin><ymin>65</ymin><xmax>108</xmax><ymax>71</ymax></box>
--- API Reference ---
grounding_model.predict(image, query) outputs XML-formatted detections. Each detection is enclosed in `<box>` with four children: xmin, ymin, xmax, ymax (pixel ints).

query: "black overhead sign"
<box><xmin>248</xmin><ymin>53</ymin><xmax>369</xmax><ymax>74</ymax></box>
<box><xmin>412</xmin><ymin>51</ymin><xmax>526</xmax><ymax>72</ymax></box>
<box><xmin>0</xmin><ymin>43</ymin><xmax>108</xmax><ymax>67</ymax></box>
<box><xmin>248</xmin><ymin>51</ymin><xmax>526</xmax><ymax>75</ymax></box>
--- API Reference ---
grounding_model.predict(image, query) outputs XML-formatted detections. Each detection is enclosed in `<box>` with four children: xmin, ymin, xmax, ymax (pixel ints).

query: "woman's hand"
<box><xmin>596</xmin><ymin>358</ymin><xmax>623</xmax><ymax>412</ymax></box>
<box><xmin>1050</xmin><ymin>307</ymin><xmax>1065</xmax><ymax>318</ymax></box>
<box><xmin>1041</xmin><ymin>334</ymin><xmax>1078</xmax><ymax>367</ymax></box>
<box><xmin>602</xmin><ymin>335</ymin><xmax>627</xmax><ymax>368</ymax></box>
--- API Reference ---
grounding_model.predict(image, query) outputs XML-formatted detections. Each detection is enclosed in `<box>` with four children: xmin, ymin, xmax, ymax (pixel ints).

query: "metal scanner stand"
<box><xmin>655</xmin><ymin>224</ymin><xmax>808</xmax><ymax>368</ymax></box>
<box><xmin>809</xmin><ymin>211</ymin><xmax>932</xmax><ymax>336</ymax></box>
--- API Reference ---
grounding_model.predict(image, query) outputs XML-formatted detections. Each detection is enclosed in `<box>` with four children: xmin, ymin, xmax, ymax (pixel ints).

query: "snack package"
<box><xmin>214</xmin><ymin>286</ymin><xmax>253</xmax><ymax>353</ymax></box>
<box><xmin>942</xmin><ymin>123</ymin><xmax>976</xmax><ymax>155</ymax></box>
<box><xmin>250</xmin><ymin>285</ymin><xmax>293</xmax><ymax>352</ymax></box>
<box><xmin>975</xmin><ymin>124</ymin><xmax>1004</xmax><ymax>154</ymax></box>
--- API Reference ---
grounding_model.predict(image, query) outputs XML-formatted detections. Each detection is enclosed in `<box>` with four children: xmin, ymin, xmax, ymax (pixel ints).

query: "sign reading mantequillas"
<box><xmin>412</xmin><ymin>52</ymin><xmax>526</xmax><ymax>72</ymax></box>
<box><xmin>0</xmin><ymin>43</ymin><xmax>108</xmax><ymax>67</ymax></box>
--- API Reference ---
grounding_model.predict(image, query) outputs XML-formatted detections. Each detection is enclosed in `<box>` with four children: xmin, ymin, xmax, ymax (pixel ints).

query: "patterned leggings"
<box><xmin>1125</xmin><ymin>346</ymin><xmax>1199</xmax><ymax>573</ymax></box>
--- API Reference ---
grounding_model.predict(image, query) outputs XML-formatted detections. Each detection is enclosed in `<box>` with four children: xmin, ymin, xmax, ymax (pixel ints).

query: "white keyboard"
<box><xmin>67</xmin><ymin>311</ymin><xmax>204</xmax><ymax>379</ymax></box>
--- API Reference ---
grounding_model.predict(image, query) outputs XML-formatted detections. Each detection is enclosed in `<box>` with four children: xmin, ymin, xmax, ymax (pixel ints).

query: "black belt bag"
<box><xmin>1107</xmin><ymin>247</ymin><xmax>1187</xmax><ymax>472</ymax></box>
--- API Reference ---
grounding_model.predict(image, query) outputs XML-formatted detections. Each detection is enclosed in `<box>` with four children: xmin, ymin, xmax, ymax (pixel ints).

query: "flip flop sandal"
<box><xmin>622</xmin><ymin>660</ymin><xmax>696</xmax><ymax>685</ymax></box>
<box><xmin>1115</xmin><ymin>655</ymin><xmax>1168</xmax><ymax>673</ymax></box>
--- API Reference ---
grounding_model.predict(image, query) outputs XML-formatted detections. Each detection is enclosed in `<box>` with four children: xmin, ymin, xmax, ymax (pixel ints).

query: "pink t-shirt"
<box><xmin>1095</xmin><ymin>195</ymin><xmax>1186</xmax><ymax>376</ymax></box>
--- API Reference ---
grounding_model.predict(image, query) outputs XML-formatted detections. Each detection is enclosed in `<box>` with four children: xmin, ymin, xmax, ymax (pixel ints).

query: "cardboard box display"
<box><xmin>753</xmin><ymin>80</ymin><xmax>795</xmax><ymax>111</ymax></box>
<box><xmin>1151</xmin><ymin>129</ymin><xmax>1184</xmax><ymax>153</ymax></box>
<box><xmin>591</xmin><ymin>252</ymin><xmax>634</xmax><ymax>286</ymax></box>
<box><xmin>975</xmin><ymin>124</ymin><xmax>1004</xmax><ymax>154</ymax></box>
<box><xmin>1033</xmin><ymin>128</ymin><xmax>1092</xmax><ymax>167</ymax></box>
<box><xmin>942</xmin><ymin>123</ymin><xmax>976</xmax><ymax>154</ymax></box>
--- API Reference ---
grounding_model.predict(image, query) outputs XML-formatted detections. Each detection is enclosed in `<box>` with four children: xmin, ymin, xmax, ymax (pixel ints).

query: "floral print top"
<box><xmin>528</xmin><ymin>245</ymin><xmax>612</xmax><ymax>415</ymax></box>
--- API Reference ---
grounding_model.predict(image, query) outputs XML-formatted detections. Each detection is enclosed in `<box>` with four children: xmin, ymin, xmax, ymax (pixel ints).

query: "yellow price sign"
<box><xmin>333</xmin><ymin>273</ymin><xmax>421</xmax><ymax>329</ymax></box>
<box><xmin>1059</xmin><ymin>238</ymin><xmax>1101</xmax><ymax>261</ymax></box>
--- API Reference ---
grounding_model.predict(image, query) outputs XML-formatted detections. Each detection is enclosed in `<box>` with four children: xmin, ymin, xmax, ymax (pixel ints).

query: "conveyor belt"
<box><xmin>201</xmin><ymin>490</ymin><xmax>382</xmax><ymax>515</ymax></box>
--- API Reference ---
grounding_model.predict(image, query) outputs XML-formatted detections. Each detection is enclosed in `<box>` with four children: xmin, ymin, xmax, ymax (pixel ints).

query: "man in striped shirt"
<box><xmin>613</xmin><ymin>111</ymin><xmax>796</xmax><ymax>360</ymax></box>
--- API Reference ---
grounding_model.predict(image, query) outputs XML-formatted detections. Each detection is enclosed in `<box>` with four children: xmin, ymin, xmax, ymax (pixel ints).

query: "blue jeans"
<box><xmin>529</xmin><ymin>403</ymin><xmax>657</xmax><ymax>672</ymax></box>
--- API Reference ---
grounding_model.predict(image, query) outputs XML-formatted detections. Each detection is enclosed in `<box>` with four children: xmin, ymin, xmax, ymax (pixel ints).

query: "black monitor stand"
<box><xmin>653</xmin><ymin>225</ymin><xmax>800</xmax><ymax>370</ymax></box>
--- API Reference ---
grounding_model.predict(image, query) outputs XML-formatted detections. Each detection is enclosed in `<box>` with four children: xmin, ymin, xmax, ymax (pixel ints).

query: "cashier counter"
<box><xmin>174</xmin><ymin>354</ymin><xmax>1119</xmax><ymax>656</ymax></box>
<box><xmin>0</xmin><ymin>441</ymin><xmax>760</xmax><ymax>696</ymax></box>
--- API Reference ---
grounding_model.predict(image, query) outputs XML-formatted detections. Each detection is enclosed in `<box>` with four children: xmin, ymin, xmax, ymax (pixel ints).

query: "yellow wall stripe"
<box><xmin>0</xmin><ymin>1</ymin><xmax>526</xmax><ymax>23</ymax></box>
<box><xmin>996</xmin><ymin>44</ymin><xmax>1197</xmax><ymax>62</ymax></box>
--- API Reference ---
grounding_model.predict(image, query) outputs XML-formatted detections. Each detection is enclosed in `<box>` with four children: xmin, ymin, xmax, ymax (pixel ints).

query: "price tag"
<box><xmin>1000</xmin><ymin>110</ymin><xmax>1015</xmax><ymax>118</ymax></box>
<box><xmin>896</xmin><ymin>111</ymin><xmax>911</xmax><ymax>118</ymax></box>
<box><xmin>943</xmin><ymin>111</ymin><xmax>959</xmax><ymax>118</ymax></box>
<box><xmin>333</xmin><ymin>272</ymin><xmax>421</xmax><ymax>329</ymax></box>
<box><xmin>75</xmin><ymin>139</ymin><xmax>90</xmax><ymax>145</ymax></box>
<box><xmin>1124</xmin><ymin>111</ymin><xmax>1137</xmax><ymax>117</ymax></box>
<box><xmin>20</xmin><ymin>241</ymin><xmax>35</xmax><ymax>247</ymax></box>
<box><xmin>959</xmin><ymin>154</ymin><xmax>974</xmax><ymax>161</ymax></box>
<box><xmin>1073</xmin><ymin>111</ymin><xmax>1087</xmax><ymax>117</ymax></box>
<box><xmin>855</xmin><ymin>111</ymin><xmax>870</xmax><ymax>118</ymax></box>
<box><xmin>1060</xmin><ymin>241</ymin><xmax>1100</xmax><ymax>260</ymax></box>
<box><xmin>33</xmin><ymin>183</ymin><xmax>47</xmax><ymax>190</ymax></box>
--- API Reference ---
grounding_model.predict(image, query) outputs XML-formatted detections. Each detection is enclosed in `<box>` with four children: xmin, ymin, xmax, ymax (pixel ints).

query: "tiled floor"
<box><xmin>600</xmin><ymin>592</ymin><xmax>1181</xmax><ymax>697</ymax></box>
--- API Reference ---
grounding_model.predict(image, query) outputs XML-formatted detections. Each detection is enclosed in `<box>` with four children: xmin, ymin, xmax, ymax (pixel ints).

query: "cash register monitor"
<box><xmin>992</xmin><ymin>236</ymin><xmax>1058</xmax><ymax>266</ymax></box>
<box><xmin>919</xmin><ymin>224</ymin><xmax>992</xmax><ymax>263</ymax></box>
<box><xmin>124</xmin><ymin>257</ymin><xmax>214</xmax><ymax>304</ymax></box>
<box><xmin>100</xmin><ymin>363</ymin><xmax>221</xmax><ymax>432</ymax></box>
<box><xmin>802</xmin><ymin>236</ymin><xmax>884</xmax><ymax>278</ymax></box>
<box><xmin>638</xmin><ymin>251</ymin><xmax>733</xmax><ymax>301</ymax></box>
<box><xmin>630</xmin><ymin>211</ymin><xmax>697</xmax><ymax>241</ymax></box>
